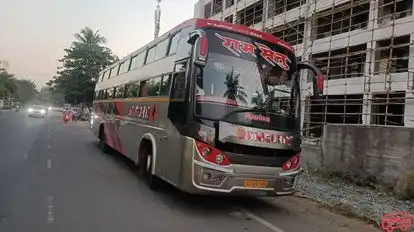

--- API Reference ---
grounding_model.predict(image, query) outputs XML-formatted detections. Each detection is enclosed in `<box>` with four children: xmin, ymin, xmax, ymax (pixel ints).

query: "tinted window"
<box><xmin>95</xmin><ymin>91</ymin><xmax>100</xmax><ymax>100</ymax></box>
<box><xmin>103</xmin><ymin>71</ymin><xmax>110</xmax><ymax>80</ymax></box>
<box><xmin>171</xmin><ymin>71</ymin><xmax>186</xmax><ymax>99</ymax></box>
<box><xmin>33</xmin><ymin>105</ymin><xmax>44</xmax><ymax>110</ymax></box>
<box><xmin>168</xmin><ymin>33</ymin><xmax>180</xmax><ymax>55</ymax></box>
<box><xmin>119</xmin><ymin>60</ymin><xmax>130</xmax><ymax>75</ymax></box>
<box><xmin>139</xmin><ymin>80</ymin><xmax>149</xmax><ymax>97</ymax></box>
<box><xmin>155</xmin><ymin>39</ymin><xmax>169</xmax><ymax>60</ymax></box>
<box><xmin>176</xmin><ymin>27</ymin><xmax>192</xmax><ymax>60</ymax></box>
<box><xmin>109</xmin><ymin>67</ymin><xmax>118</xmax><ymax>78</ymax></box>
<box><xmin>146</xmin><ymin>46</ymin><xmax>157</xmax><ymax>64</ymax></box>
<box><xmin>148</xmin><ymin>77</ymin><xmax>162</xmax><ymax>96</ymax></box>
<box><xmin>130</xmin><ymin>52</ymin><xmax>145</xmax><ymax>70</ymax></box>
<box><xmin>160</xmin><ymin>74</ymin><xmax>172</xmax><ymax>96</ymax></box>
<box><xmin>100</xmin><ymin>72</ymin><xmax>106</xmax><ymax>82</ymax></box>
<box><xmin>115</xmin><ymin>86</ymin><xmax>125</xmax><ymax>98</ymax></box>
<box><xmin>126</xmin><ymin>82</ymin><xmax>139</xmax><ymax>97</ymax></box>
<box><xmin>107</xmin><ymin>88</ymin><xmax>115</xmax><ymax>99</ymax></box>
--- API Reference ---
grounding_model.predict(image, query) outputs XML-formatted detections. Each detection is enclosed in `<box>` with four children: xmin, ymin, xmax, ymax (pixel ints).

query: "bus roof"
<box><xmin>101</xmin><ymin>18</ymin><xmax>294</xmax><ymax>76</ymax></box>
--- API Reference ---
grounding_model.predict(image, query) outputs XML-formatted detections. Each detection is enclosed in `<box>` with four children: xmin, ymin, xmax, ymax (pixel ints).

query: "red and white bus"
<box><xmin>90</xmin><ymin>18</ymin><xmax>324</xmax><ymax>196</ymax></box>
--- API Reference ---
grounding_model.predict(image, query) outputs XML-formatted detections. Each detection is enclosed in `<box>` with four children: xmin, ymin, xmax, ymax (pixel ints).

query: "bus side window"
<box><xmin>160</xmin><ymin>74</ymin><xmax>172</xmax><ymax>96</ymax></box>
<box><xmin>115</xmin><ymin>85</ymin><xmax>125</xmax><ymax>98</ymax></box>
<box><xmin>171</xmin><ymin>62</ymin><xmax>188</xmax><ymax>99</ymax></box>
<box><xmin>126</xmin><ymin>83</ymin><xmax>139</xmax><ymax>98</ymax></box>
<box><xmin>139</xmin><ymin>80</ymin><xmax>149</xmax><ymax>97</ymax></box>
<box><xmin>171</xmin><ymin>72</ymin><xmax>186</xmax><ymax>99</ymax></box>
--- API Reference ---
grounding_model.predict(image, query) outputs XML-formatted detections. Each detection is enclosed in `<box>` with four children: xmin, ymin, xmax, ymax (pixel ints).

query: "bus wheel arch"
<box><xmin>138</xmin><ymin>134</ymin><xmax>161</xmax><ymax>190</ymax></box>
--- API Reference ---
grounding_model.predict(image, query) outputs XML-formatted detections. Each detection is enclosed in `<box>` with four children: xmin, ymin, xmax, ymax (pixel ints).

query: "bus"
<box><xmin>90</xmin><ymin>18</ymin><xmax>324</xmax><ymax>196</ymax></box>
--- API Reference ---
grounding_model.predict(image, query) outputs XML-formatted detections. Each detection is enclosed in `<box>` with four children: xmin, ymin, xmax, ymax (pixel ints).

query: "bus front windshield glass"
<box><xmin>194</xmin><ymin>29</ymin><xmax>297</xmax><ymax>120</ymax></box>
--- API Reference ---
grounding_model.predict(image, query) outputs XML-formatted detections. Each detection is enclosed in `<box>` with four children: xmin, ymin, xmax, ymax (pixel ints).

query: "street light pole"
<box><xmin>154</xmin><ymin>0</ymin><xmax>161</xmax><ymax>39</ymax></box>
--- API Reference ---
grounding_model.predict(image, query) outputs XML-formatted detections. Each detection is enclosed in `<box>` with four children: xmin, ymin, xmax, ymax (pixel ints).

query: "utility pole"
<box><xmin>154</xmin><ymin>0</ymin><xmax>161</xmax><ymax>39</ymax></box>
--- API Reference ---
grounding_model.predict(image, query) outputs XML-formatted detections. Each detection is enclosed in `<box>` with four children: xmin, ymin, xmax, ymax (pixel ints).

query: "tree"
<box><xmin>14</xmin><ymin>79</ymin><xmax>38</xmax><ymax>104</ymax></box>
<box><xmin>223</xmin><ymin>69</ymin><xmax>248</xmax><ymax>106</ymax></box>
<box><xmin>0</xmin><ymin>71</ymin><xmax>37</xmax><ymax>104</ymax></box>
<box><xmin>47</xmin><ymin>27</ymin><xmax>118</xmax><ymax>105</ymax></box>
<box><xmin>0</xmin><ymin>71</ymin><xmax>17</xmax><ymax>99</ymax></box>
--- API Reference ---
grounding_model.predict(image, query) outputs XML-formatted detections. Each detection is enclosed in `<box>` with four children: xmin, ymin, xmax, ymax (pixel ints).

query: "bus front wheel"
<box><xmin>139</xmin><ymin>143</ymin><xmax>161</xmax><ymax>190</ymax></box>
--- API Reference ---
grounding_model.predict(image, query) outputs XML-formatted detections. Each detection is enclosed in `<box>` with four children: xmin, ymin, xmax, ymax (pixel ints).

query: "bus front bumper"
<box><xmin>191</xmin><ymin>160</ymin><xmax>299</xmax><ymax>196</ymax></box>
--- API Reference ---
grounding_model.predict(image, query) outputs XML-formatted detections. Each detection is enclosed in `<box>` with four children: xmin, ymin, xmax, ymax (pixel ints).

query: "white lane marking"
<box><xmin>47</xmin><ymin>144</ymin><xmax>52</xmax><ymax>150</ymax></box>
<box><xmin>238</xmin><ymin>209</ymin><xmax>286</xmax><ymax>232</ymax></box>
<box><xmin>46</xmin><ymin>196</ymin><xmax>55</xmax><ymax>224</ymax></box>
<box><xmin>47</xmin><ymin>159</ymin><xmax>52</xmax><ymax>169</ymax></box>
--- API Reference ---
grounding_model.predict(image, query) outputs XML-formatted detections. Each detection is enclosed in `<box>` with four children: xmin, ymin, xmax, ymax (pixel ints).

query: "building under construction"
<box><xmin>194</xmin><ymin>0</ymin><xmax>414</xmax><ymax>139</ymax></box>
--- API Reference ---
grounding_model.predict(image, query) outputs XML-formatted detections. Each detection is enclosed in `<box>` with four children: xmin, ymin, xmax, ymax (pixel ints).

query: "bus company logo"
<box><xmin>245</xmin><ymin>112</ymin><xmax>270</xmax><ymax>123</ymax></box>
<box><xmin>236</xmin><ymin>127</ymin><xmax>293</xmax><ymax>145</ymax></box>
<box><xmin>215</xmin><ymin>33</ymin><xmax>291</xmax><ymax>71</ymax></box>
<box><xmin>381</xmin><ymin>211</ymin><xmax>413</xmax><ymax>232</ymax></box>
<box><xmin>127</xmin><ymin>104</ymin><xmax>157</xmax><ymax>121</ymax></box>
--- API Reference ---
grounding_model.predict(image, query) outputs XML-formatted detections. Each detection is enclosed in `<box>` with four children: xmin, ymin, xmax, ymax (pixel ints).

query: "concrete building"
<box><xmin>194</xmin><ymin>0</ymin><xmax>414</xmax><ymax>138</ymax></box>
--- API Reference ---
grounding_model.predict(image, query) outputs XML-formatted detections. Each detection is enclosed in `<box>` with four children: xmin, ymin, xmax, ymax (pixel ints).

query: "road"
<box><xmin>0</xmin><ymin>110</ymin><xmax>379</xmax><ymax>232</ymax></box>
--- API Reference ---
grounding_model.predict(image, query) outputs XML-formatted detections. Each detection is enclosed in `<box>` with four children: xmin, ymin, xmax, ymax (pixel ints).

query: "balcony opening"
<box><xmin>225</xmin><ymin>0</ymin><xmax>234</xmax><ymax>9</ymax></box>
<box><xmin>304</xmin><ymin>94</ymin><xmax>363</xmax><ymax>137</ymax></box>
<box><xmin>378</xmin><ymin>0</ymin><xmax>413</xmax><ymax>24</ymax></box>
<box><xmin>371</xmin><ymin>91</ymin><xmax>405</xmax><ymax>126</ymax></box>
<box><xmin>224</xmin><ymin>15</ymin><xmax>234</xmax><ymax>23</ymax></box>
<box><xmin>267</xmin><ymin>0</ymin><xmax>306</xmax><ymax>18</ymax></box>
<box><xmin>311</xmin><ymin>44</ymin><xmax>367</xmax><ymax>80</ymax></box>
<box><xmin>374</xmin><ymin>35</ymin><xmax>410</xmax><ymax>74</ymax></box>
<box><xmin>312</xmin><ymin>0</ymin><xmax>370</xmax><ymax>40</ymax></box>
<box><xmin>236</xmin><ymin>1</ymin><xmax>264</xmax><ymax>27</ymax></box>
<box><xmin>268</xmin><ymin>18</ymin><xmax>305</xmax><ymax>45</ymax></box>
<box><xmin>213</xmin><ymin>0</ymin><xmax>223</xmax><ymax>15</ymax></box>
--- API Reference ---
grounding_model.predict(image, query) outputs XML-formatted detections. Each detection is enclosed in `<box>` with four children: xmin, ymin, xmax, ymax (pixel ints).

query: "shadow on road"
<box><xmin>92</xmin><ymin>141</ymin><xmax>291</xmax><ymax>217</ymax></box>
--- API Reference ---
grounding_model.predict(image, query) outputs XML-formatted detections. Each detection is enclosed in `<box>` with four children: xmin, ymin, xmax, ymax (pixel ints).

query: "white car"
<box><xmin>28</xmin><ymin>105</ymin><xmax>47</xmax><ymax>118</ymax></box>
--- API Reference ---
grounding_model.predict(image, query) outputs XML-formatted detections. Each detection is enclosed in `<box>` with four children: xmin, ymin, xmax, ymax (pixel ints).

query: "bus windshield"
<box><xmin>194</xmin><ymin>29</ymin><xmax>298</xmax><ymax>121</ymax></box>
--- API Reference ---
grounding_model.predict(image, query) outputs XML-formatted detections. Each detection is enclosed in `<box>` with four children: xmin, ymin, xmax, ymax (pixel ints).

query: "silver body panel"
<box><xmin>90</xmin><ymin>98</ymin><xmax>299</xmax><ymax>196</ymax></box>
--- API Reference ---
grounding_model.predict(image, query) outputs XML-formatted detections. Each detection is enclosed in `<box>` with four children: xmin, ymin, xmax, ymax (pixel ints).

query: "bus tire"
<box><xmin>139</xmin><ymin>143</ymin><xmax>160</xmax><ymax>190</ymax></box>
<box><xmin>99</xmin><ymin>125</ymin><xmax>109</xmax><ymax>153</ymax></box>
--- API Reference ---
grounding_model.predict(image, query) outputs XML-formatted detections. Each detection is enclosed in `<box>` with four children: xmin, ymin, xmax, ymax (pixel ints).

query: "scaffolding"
<box><xmin>200</xmin><ymin>0</ymin><xmax>414</xmax><ymax>139</ymax></box>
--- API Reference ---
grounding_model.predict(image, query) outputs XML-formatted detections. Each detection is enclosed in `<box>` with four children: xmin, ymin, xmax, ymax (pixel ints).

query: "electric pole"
<box><xmin>154</xmin><ymin>0</ymin><xmax>161</xmax><ymax>39</ymax></box>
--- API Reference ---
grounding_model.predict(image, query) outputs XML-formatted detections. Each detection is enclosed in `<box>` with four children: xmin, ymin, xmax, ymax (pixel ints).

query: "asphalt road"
<box><xmin>0</xmin><ymin>110</ymin><xmax>379</xmax><ymax>232</ymax></box>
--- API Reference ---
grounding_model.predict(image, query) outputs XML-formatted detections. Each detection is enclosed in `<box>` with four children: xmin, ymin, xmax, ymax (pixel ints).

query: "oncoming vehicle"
<box><xmin>90</xmin><ymin>18</ymin><xmax>324</xmax><ymax>196</ymax></box>
<box><xmin>28</xmin><ymin>105</ymin><xmax>47</xmax><ymax>118</ymax></box>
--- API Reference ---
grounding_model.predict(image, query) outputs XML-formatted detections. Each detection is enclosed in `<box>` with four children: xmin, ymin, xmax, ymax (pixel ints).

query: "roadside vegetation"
<box><xmin>46</xmin><ymin>27</ymin><xmax>118</xmax><ymax>106</ymax></box>
<box><xmin>0</xmin><ymin>70</ymin><xmax>38</xmax><ymax>104</ymax></box>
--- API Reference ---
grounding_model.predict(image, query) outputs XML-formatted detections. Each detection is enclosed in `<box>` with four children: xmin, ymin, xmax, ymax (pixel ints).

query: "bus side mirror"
<box><xmin>297</xmin><ymin>61</ymin><xmax>324</xmax><ymax>97</ymax></box>
<box><xmin>187</xmin><ymin>30</ymin><xmax>208</xmax><ymax>67</ymax></box>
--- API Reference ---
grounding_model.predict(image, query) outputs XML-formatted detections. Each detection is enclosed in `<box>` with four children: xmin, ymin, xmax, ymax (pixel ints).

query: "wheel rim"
<box><xmin>146</xmin><ymin>154</ymin><xmax>152</xmax><ymax>174</ymax></box>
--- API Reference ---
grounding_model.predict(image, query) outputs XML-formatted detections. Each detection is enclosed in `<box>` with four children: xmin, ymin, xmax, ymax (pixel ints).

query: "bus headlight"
<box><xmin>40</xmin><ymin>110</ymin><xmax>46</xmax><ymax>114</ymax></box>
<box><xmin>28</xmin><ymin>108</ymin><xmax>33</xmax><ymax>113</ymax></box>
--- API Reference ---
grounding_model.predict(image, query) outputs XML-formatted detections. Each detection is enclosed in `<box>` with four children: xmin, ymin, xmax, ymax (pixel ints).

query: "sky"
<box><xmin>0</xmin><ymin>0</ymin><xmax>198</xmax><ymax>88</ymax></box>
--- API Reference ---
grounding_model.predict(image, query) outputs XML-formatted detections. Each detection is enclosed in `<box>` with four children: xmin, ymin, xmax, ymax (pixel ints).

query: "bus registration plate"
<box><xmin>243</xmin><ymin>180</ymin><xmax>268</xmax><ymax>188</ymax></box>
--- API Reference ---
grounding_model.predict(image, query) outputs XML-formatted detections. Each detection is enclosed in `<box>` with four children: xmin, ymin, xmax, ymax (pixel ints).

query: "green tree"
<box><xmin>251</xmin><ymin>90</ymin><xmax>266</xmax><ymax>109</ymax></box>
<box><xmin>47</xmin><ymin>27</ymin><xmax>118</xmax><ymax>105</ymax></box>
<box><xmin>223</xmin><ymin>69</ymin><xmax>248</xmax><ymax>106</ymax></box>
<box><xmin>14</xmin><ymin>79</ymin><xmax>38</xmax><ymax>103</ymax></box>
<box><xmin>0</xmin><ymin>71</ymin><xmax>17</xmax><ymax>99</ymax></box>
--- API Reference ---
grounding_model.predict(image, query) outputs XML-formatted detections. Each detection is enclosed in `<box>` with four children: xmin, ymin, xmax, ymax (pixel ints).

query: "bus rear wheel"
<box><xmin>99</xmin><ymin>126</ymin><xmax>109</xmax><ymax>153</ymax></box>
<box><xmin>139</xmin><ymin>144</ymin><xmax>160</xmax><ymax>190</ymax></box>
